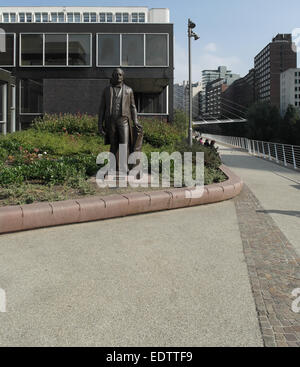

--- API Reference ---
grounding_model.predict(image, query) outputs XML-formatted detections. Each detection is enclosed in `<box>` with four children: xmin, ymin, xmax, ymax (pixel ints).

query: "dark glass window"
<box><xmin>91</xmin><ymin>13</ymin><xmax>96</xmax><ymax>22</ymax></box>
<box><xmin>99</xmin><ymin>13</ymin><xmax>106</xmax><ymax>22</ymax></box>
<box><xmin>58</xmin><ymin>13</ymin><xmax>65</xmax><ymax>23</ymax></box>
<box><xmin>83</xmin><ymin>13</ymin><xmax>89</xmax><ymax>22</ymax></box>
<box><xmin>45</xmin><ymin>34</ymin><xmax>67</xmax><ymax>65</ymax></box>
<box><xmin>20</xmin><ymin>79</ymin><xmax>43</xmax><ymax>114</ymax></box>
<box><xmin>74</xmin><ymin>13</ymin><xmax>81</xmax><ymax>22</ymax></box>
<box><xmin>42</xmin><ymin>13</ymin><xmax>49</xmax><ymax>22</ymax></box>
<box><xmin>3</xmin><ymin>13</ymin><xmax>9</xmax><ymax>22</ymax></box>
<box><xmin>26</xmin><ymin>13</ymin><xmax>32</xmax><ymax>22</ymax></box>
<box><xmin>67</xmin><ymin>13</ymin><xmax>74</xmax><ymax>22</ymax></box>
<box><xmin>10</xmin><ymin>13</ymin><xmax>16</xmax><ymax>22</ymax></box>
<box><xmin>139</xmin><ymin>13</ymin><xmax>145</xmax><ymax>22</ymax></box>
<box><xmin>146</xmin><ymin>34</ymin><xmax>168</xmax><ymax>66</ymax></box>
<box><xmin>68</xmin><ymin>34</ymin><xmax>91</xmax><ymax>65</ymax></box>
<box><xmin>0</xmin><ymin>34</ymin><xmax>14</xmax><ymax>66</ymax></box>
<box><xmin>116</xmin><ymin>13</ymin><xmax>122</xmax><ymax>22</ymax></box>
<box><xmin>98</xmin><ymin>34</ymin><xmax>120</xmax><ymax>66</ymax></box>
<box><xmin>107</xmin><ymin>13</ymin><xmax>113</xmax><ymax>22</ymax></box>
<box><xmin>132</xmin><ymin>13</ymin><xmax>138</xmax><ymax>23</ymax></box>
<box><xmin>122</xmin><ymin>34</ymin><xmax>144</xmax><ymax>66</ymax></box>
<box><xmin>19</xmin><ymin>13</ymin><xmax>25</xmax><ymax>22</ymax></box>
<box><xmin>21</xmin><ymin>34</ymin><xmax>43</xmax><ymax>66</ymax></box>
<box><xmin>51</xmin><ymin>13</ymin><xmax>58</xmax><ymax>22</ymax></box>
<box><xmin>35</xmin><ymin>13</ymin><xmax>41</xmax><ymax>22</ymax></box>
<box><xmin>123</xmin><ymin>13</ymin><xmax>129</xmax><ymax>22</ymax></box>
<box><xmin>135</xmin><ymin>89</ymin><xmax>167</xmax><ymax>113</ymax></box>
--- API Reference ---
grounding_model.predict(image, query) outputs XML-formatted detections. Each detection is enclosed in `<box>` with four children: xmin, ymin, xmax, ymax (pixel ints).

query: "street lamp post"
<box><xmin>188</xmin><ymin>19</ymin><xmax>199</xmax><ymax>147</ymax></box>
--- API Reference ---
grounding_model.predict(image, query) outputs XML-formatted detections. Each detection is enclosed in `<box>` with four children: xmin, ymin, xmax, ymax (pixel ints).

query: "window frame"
<box><xmin>19</xmin><ymin>79</ymin><xmax>44</xmax><ymax>116</ymax></box>
<box><xmin>96</xmin><ymin>33</ymin><xmax>169</xmax><ymax>68</ymax></box>
<box><xmin>19</xmin><ymin>32</ymin><xmax>92</xmax><ymax>68</ymax></box>
<box><xmin>0</xmin><ymin>33</ymin><xmax>16</xmax><ymax>67</ymax></box>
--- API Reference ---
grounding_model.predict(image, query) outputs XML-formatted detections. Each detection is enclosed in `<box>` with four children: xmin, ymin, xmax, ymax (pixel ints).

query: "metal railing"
<box><xmin>203</xmin><ymin>134</ymin><xmax>300</xmax><ymax>171</ymax></box>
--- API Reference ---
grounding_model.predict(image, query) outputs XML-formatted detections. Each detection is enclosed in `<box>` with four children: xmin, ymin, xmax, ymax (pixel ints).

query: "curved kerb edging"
<box><xmin>0</xmin><ymin>165</ymin><xmax>243</xmax><ymax>234</ymax></box>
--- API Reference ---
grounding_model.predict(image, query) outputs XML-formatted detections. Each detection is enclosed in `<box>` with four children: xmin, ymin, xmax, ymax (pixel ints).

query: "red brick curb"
<box><xmin>0</xmin><ymin>165</ymin><xmax>243</xmax><ymax>234</ymax></box>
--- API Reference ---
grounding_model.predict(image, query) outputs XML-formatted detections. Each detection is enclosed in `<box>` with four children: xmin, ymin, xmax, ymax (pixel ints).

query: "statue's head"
<box><xmin>111</xmin><ymin>68</ymin><xmax>124</xmax><ymax>86</ymax></box>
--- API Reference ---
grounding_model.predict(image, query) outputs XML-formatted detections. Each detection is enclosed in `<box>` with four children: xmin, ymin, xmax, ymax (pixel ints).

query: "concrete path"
<box><xmin>218</xmin><ymin>144</ymin><xmax>300</xmax><ymax>255</ymax></box>
<box><xmin>0</xmin><ymin>198</ymin><xmax>262</xmax><ymax>347</ymax></box>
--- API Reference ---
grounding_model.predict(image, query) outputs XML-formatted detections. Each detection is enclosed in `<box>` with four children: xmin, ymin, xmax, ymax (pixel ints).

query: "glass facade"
<box><xmin>98</xmin><ymin>34</ymin><xmax>120</xmax><ymax>66</ymax></box>
<box><xmin>0</xmin><ymin>34</ymin><xmax>15</xmax><ymax>66</ymax></box>
<box><xmin>122</xmin><ymin>34</ymin><xmax>144</xmax><ymax>66</ymax></box>
<box><xmin>135</xmin><ymin>89</ymin><xmax>167</xmax><ymax>114</ymax></box>
<box><xmin>68</xmin><ymin>34</ymin><xmax>91</xmax><ymax>65</ymax></box>
<box><xmin>96</xmin><ymin>33</ymin><xmax>168</xmax><ymax>67</ymax></box>
<box><xmin>20</xmin><ymin>79</ymin><xmax>43</xmax><ymax>114</ymax></box>
<box><xmin>45</xmin><ymin>34</ymin><xmax>67</xmax><ymax>65</ymax></box>
<box><xmin>146</xmin><ymin>34</ymin><xmax>168</xmax><ymax>66</ymax></box>
<box><xmin>21</xmin><ymin>34</ymin><xmax>43</xmax><ymax>66</ymax></box>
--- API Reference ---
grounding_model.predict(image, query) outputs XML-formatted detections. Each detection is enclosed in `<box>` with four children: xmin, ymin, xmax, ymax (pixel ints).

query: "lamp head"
<box><xmin>188</xmin><ymin>19</ymin><xmax>196</xmax><ymax>29</ymax></box>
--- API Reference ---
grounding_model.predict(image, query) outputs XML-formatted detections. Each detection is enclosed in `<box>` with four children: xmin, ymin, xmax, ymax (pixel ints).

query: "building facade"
<box><xmin>0</xmin><ymin>6</ymin><xmax>173</xmax><ymax>132</ymax></box>
<box><xmin>174</xmin><ymin>81</ymin><xmax>202</xmax><ymax>118</ymax></box>
<box><xmin>280</xmin><ymin>68</ymin><xmax>300</xmax><ymax>116</ymax></box>
<box><xmin>201</xmin><ymin>66</ymin><xmax>240</xmax><ymax>115</ymax></box>
<box><xmin>221</xmin><ymin>68</ymin><xmax>256</xmax><ymax>119</ymax></box>
<box><xmin>254</xmin><ymin>34</ymin><xmax>296</xmax><ymax>108</ymax></box>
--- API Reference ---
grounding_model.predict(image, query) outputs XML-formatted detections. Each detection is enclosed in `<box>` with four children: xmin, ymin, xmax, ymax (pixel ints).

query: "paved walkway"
<box><xmin>0</xmin><ymin>144</ymin><xmax>299</xmax><ymax>347</ymax></box>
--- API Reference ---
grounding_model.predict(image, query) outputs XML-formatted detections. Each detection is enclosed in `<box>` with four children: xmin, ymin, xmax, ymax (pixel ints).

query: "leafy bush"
<box><xmin>141</xmin><ymin>118</ymin><xmax>181</xmax><ymax>148</ymax></box>
<box><xmin>32</xmin><ymin>113</ymin><xmax>98</xmax><ymax>135</ymax></box>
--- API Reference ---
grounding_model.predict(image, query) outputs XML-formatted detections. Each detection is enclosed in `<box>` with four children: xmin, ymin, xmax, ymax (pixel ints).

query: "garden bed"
<box><xmin>0</xmin><ymin>113</ymin><xmax>226</xmax><ymax>207</ymax></box>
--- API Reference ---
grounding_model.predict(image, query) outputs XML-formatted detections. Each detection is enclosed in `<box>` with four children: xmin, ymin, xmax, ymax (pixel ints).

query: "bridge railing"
<box><xmin>203</xmin><ymin>134</ymin><xmax>300</xmax><ymax>171</ymax></box>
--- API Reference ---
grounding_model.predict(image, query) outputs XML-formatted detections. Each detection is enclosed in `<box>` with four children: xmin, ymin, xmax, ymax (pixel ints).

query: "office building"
<box><xmin>0</xmin><ymin>6</ymin><xmax>173</xmax><ymax>133</ymax></box>
<box><xmin>280</xmin><ymin>68</ymin><xmax>300</xmax><ymax>116</ymax></box>
<box><xmin>254</xmin><ymin>33</ymin><xmax>296</xmax><ymax>108</ymax></box>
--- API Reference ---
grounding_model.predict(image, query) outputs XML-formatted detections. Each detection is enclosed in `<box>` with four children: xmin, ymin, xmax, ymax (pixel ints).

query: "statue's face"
<box><xmin>112</xmin><ymin>69</ymin><xmax>124</xmax><ymax>85</ymax></box>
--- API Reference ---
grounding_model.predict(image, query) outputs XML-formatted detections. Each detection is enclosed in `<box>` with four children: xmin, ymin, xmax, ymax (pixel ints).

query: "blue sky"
<box><xmin>1</xmin><ymin>0</ymin><xmax>300</xmax><ymax>82</ymax></box>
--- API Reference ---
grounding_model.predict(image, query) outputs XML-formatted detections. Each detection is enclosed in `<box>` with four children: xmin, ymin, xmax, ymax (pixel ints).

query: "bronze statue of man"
<box><xmin>98</xmin><ymin>68</ymin><xmax>143</xmax><ymax>174</ymax></box>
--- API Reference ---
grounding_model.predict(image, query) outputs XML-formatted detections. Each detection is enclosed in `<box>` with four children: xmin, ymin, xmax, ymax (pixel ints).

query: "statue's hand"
<box><xmin>134</xmin><ymin>120</ymin><xmax>143</xmax><ymax>130</ymax></box>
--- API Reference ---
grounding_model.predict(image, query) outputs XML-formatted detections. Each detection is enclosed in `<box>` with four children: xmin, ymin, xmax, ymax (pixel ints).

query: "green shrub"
<box><xmin>140</xmin><ymin>118</ymin><xmax>181</xmax><ymax>148</ymax></box>
<box><xmin>32</xmin><ymin>113</ymin><xmax>98</xmax><ymax>135</ymax></box>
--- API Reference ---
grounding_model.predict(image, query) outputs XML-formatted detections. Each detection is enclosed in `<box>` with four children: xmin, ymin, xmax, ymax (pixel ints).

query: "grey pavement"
<box><xmin>0</xmin><ymin>197</ymin><xmax>262</xmax><ymax>346</ymax></box>
<box><xmin>218</xmin><ymin>144</ymin><xmax>300</xmax><ymax>255</ymax></box>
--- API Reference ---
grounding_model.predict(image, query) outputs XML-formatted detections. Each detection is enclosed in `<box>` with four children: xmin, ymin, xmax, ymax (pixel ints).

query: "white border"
<box><xmin>96</xmin><ymin>33</ymin><xmax>169</xmax><ymax>68</ymax></box>
<box><xmin>0</xmin><ymin>84</ymin><xmax>7</xmax><ymax>134</ymax></box>
<box><xmin>0</xmin><ymin>33</ymin><xmax>16</xmax><ymax>67</ymax></box>
<box><xmin>19</xmin><ymin>32</ymin><xmax>92</xmax><ymax>67</ymax></box>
